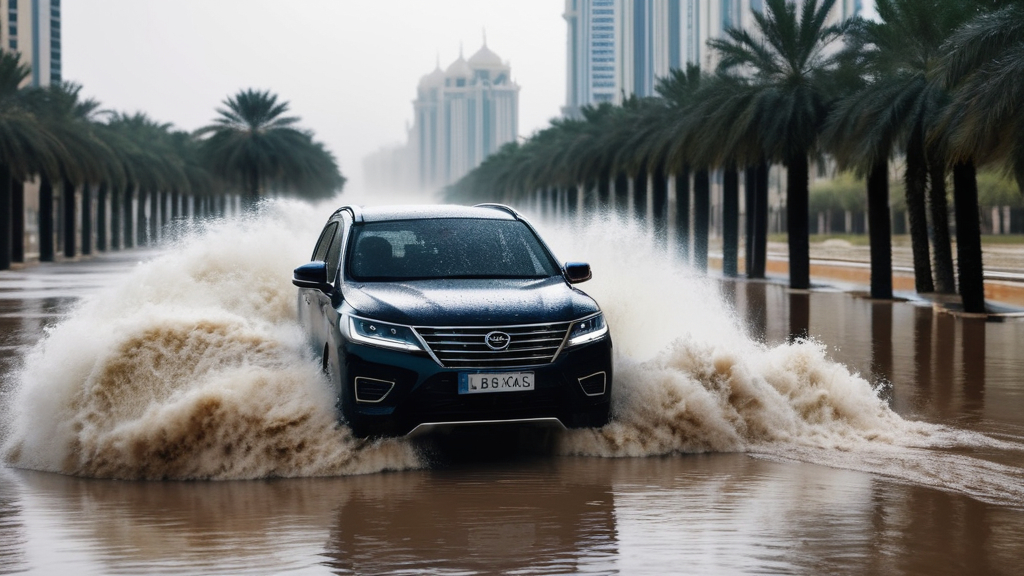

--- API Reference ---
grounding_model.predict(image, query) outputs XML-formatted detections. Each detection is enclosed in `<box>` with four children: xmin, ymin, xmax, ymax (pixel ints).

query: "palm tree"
<box><xmin>0</xmin><ymin>51</ymin><xmax>62</xmax><ymax>269</ymax></box>
<box><xmin>709</xmin><ymin>0</ymin><xmax>850</xmax><ymax>289</ymax></box>
<box><xmin>23</xmin><ymin>82</ymin><xmax>122</xmax><ymax>260</ymax></box>
<box><xmin>655</xmin><ymin>67</ymin><xmax>704</xmax><ymax>263</ymax></box>
<box><xmin>938</xmin><ymin>2</ymin><xmax>1024</xmax><ymax>192</ymax></box>
<box><xmin>831</xmin><ymin>1</ymin><xmax>981</xmax><ymax>296</ymax></box>
<box><xmin>934</xmin><ymin>1</ymin><xmax>1024</xmax><ymax>313</ymax></box>
<box><xmin>105</xmin><ymin>113</ymin><xmax>188</xmax><ymax>247</ymax></box>
<box><xmin>196</xmin><ymin>89</ymin><xmax>343</xmax><ymax>208</ymax></box>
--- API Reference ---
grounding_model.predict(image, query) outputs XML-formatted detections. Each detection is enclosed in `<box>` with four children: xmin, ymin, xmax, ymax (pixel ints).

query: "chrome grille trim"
<box><xmin>414</xmin><ymin>321</ymin><xmax>572</xmax><ymax>369</ymax></box>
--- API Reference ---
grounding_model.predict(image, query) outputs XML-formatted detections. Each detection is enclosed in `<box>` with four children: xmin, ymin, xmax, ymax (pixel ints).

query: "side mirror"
<box><xmin>564</xmin><ymin>262</ymin><xmax>592</xmax><ymax>284</ymax></box>
<box><xmin>292</xmin><ymin>261</ymin><xmax>333</xmax><ymax>293</ymax></box>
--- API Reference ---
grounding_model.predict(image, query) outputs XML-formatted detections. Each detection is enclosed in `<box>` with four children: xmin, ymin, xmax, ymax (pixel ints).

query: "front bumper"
<box><xmin>336</xmin><ymin>336</ymin><xmax>613</xmax><ymax>437</ymax></box>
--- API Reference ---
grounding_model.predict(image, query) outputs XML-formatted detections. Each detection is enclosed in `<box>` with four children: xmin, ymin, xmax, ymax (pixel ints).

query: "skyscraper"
<box><xmin>364</xmin><ymin>40</ymin><xmax>520</xmax><ymax>192</ymax></box>
<box><xmin>1</xmin><ymin>0</ymin><xmax>62</xmax><ymax>87</ymax></box>
<box><xmin>563</xmin><ymin>0</ymin><xmax>862</xmax><ymax>116</ymax></box>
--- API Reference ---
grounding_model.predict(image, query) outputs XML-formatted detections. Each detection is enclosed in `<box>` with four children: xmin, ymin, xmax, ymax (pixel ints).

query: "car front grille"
<box><xmin>415</xmin><ymin>321</ymin><xmax>572</xmax><ymax>369</ymax></box>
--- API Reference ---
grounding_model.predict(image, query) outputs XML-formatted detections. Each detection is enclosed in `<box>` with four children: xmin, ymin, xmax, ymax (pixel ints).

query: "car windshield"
<box><xmin>348</xmin><ymin>218</ymin><xmax>561</xmax><ymax>281</ymax></box>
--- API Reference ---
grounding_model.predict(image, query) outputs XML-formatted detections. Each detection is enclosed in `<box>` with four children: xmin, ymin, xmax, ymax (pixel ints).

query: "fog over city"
<box><xmin>64</xmin><ymin>0</ymin><xmax>566</xmax><ymax>191</ymax></box>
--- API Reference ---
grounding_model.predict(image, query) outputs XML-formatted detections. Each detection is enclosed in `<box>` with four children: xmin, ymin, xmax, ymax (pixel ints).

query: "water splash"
<box><xmin>2</xmin><ymin>200</ymin><xmax>421</xmax><ymax>479</ymax></box>
<box><xmin>536</xmin><ymin>213</ymin><xmax>1024</xmax><ymax>506</ymax></box>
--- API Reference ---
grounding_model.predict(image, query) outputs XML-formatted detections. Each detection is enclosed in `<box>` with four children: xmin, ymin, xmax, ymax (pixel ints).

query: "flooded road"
<box><xmin>1</xmin><ymin>204</ymin><xmax>1023</xmax><ymax>575</ymax></box>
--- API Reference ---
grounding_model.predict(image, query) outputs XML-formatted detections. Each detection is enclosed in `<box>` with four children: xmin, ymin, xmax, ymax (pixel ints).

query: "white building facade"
<box><xmin>365</xmin><ymin>42</ymin><xmax>520</xmax><ymax>193</ymax></box>
<box><xmin>563</xmin><ymin>0</ymin><xmax>862</xmax><ymax>116</ymax></box>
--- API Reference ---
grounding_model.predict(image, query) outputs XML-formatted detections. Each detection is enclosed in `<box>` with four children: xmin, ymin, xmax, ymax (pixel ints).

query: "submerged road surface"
<box><xmin>1</xmin><ymin>205</ymin><xmax>1023</xmax><ymax>575</ymax></box>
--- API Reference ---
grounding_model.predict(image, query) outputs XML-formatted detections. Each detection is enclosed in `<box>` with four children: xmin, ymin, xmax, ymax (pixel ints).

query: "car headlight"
<box><xmin>567</xmin><ymin>313</ymin><xmax>608</xmax><ymax>347</ymax></box>
<box><xmin>344</xmin><ymin>315</ymin><xmax>424</xmax><ymax>352</ymax></box>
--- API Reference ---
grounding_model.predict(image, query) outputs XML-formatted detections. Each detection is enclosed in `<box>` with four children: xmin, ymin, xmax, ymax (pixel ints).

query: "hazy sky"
<box><xmin>64</xmin><ymin>1</ymin><xmax>876</xmax><ymax>193</ymax></box>
<box><xmin>64</xmin><ymin>0</ymin><xmax>566</xmax><ymax>191</ymax></box>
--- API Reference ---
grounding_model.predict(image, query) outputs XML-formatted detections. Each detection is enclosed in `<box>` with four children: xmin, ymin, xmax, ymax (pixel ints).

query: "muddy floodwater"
<box><xmin>1</xmin><ymin>207</ymin><xmax>1023</xmax><ymax>575</ymax></box>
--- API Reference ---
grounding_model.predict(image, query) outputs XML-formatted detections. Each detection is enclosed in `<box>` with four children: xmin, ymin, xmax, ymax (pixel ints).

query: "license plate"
<box><xmin>458</xmin><ymin>372</ymin><xmax>535</xmax><ymax>394</ymax></box>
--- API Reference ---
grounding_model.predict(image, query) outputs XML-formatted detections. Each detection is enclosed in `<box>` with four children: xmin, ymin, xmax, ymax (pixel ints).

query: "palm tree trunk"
<box><xmin>722</xmin><ymin>166</ymin><xmax>739</xmax><ymax>277</ymax></box>
<box><xmin>97</xmin><ymin>183</ymin><xmax>108</xmax><ymax>252</ymax></box>
<box><xmin>62</xmin><ymin>180</ymin><xmax>76</xmax><ymax>259</ymax></box>
<box><xmin>693</xmin><ymin>168</ymin><xmax>710</xmax><ymax>273</ymax></box>
<box><xmin>0</xmin><ymin>167</ymin><xmax>11</xmax><ymax>270</ymax></box>
<box><xmin>597</xmin><ymin>175</ymin><xmax>610</xmax><ymax>211</ymax></box>
<box><xmin>905</xmin><ymin>129</ymin><xmax>933</xmax><ymax>293</ymax></box>
<box><xmin>745</xmin><ymin>166</ymin><xmax>756</xmax><ymax>276</ymax></box>
<box><xmin>614</xmin><ymin>172</ymin><xmax>629</xmax><ymax>216</ymax></box>
<box><xmin>652</xmin><ymin>165</ymin><xmax>668</xmax><ymax>248</ymax></box>
<box><xmin>750</xmin><ymin>161</ymin><xmax>770</xmax><ymax>279</ymax></box>
<box><xmin>12</xmin><ymin>179</ymin><xmax>24</xmax><ymax>262</ymax></box>
<box><xmin>161</xmin><ymin>191</ymin><xmax>171</xmax><ymax>227</ymax></box>
<box><xmin>632</xmin><ymin>171</ymin><xmax>647</xmax><ymax>223</ymax></box>
<box><xmin>245</xmin><ymin>166</ymin><xmax>260</xmax><ymax>210</ymax></box>
<box><xmin>149</xmin><ymin>191</ymin><xmax>159</xmax><ymax>243</ymax></box>
<box><xmin>110</xmin><ymin>185</ymin><xmax>121</xmax><ymax>251</ymax></box>
<box><xmin>786</xmin><ymin>155</ymin><xmax>811</xmax><ymax>289</ymax></box>
<box><xmin>39</xmin><ymin>177</ymin><xmax>55</xmax><ymax>261</ymax></box>
<box><xmin>137</xmin><ymin>189</ymin><xmax>148</xmax><ymax>247</ymax></box>
<box><xmin>675</xmin><ymin>168</ymin><xmax>690</xmax><ymax>262</ymax></box>
<box><xmin>952</xmin><ymin>161</ymin><xmax>986</xmax><ymax>313</ymax></box>
<box><xmin>82</xmin><ymin>184</ymin><xmax>93</xmax><ymax>256</ymax></box>
<box><xmin>867</xmin><ymin>155</ymin><xmax>893</xmax><ymax>299</ymax></box>
<box><xmin>928</xmin><ymin>162</ymin><xmax>956</xmax><ymax>294</ymax></box>
<box><xmin>123</xmin><ymin>185</ymin><xmax>135</xmax><ymax>249</ymax></box>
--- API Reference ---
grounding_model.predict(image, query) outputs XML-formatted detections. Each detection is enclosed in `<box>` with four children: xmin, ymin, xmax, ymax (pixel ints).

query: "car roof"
<box><xmin>350</xmin><ymin>204</ymin><xmax>519</xmax><ymax>223</ymax></box>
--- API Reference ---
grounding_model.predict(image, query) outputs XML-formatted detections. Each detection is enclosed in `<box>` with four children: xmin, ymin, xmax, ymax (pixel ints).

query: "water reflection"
<box><xmin>912</xmin><ymin>306</ymin><xmax>932</xmax><ymax>408</ymax></box>
<box><xmin>788</xmin><ymin>291</ymin><xmax>810</xmax><ymax>341</ymax></box>
<box><xmin>962</xmin><ymin>318</ymin><xmax>987</xmax><ymax>422</ymax></box>
<box><xmin>728</xmin><ymin>281</ymin><xmax>1024</xmax><ymax>438</ymax></box>
<box><xmin>871</xmin><ymin>301</ymin><xmax>893</xmax><ymax>385</ymax></box>
<box><xmin>0</xmin><ymin>470</ymin><xmax>27</xmax><ymax>573</ymax></box>
<box><xmin>744</xmin><ymin>282</ymin><xmax>768</xmax><ymax>342</ymax></box>
<box><xmin>6</xmin><ymin>454</ymin><xmax>1023</xmax><ymax>575</ymax></box>
<box><xmin>322</xmin><ymin>460</ymin><xmax>618</xmax><ymax>575</ymax></box>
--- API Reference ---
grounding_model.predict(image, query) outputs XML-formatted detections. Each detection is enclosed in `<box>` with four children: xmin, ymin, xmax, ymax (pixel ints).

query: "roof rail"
<box><xmin>473</xmin><ymin>203</ymin><xmax>520</xmax><ymax>219</ymax></box>
<box><xmin>332</xmin><ymin>205</ymin><xmax>363</xmax><ymax>223</ymax></box>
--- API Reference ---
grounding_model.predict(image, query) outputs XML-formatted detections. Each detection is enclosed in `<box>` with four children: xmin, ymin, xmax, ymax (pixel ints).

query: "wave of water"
<box><xmin>1</xmin><ymin>200</ymin><xmax>421</xmax><ymax>479</ymax></box>
<box><xmin>1</xmin><ymin>198</ymin><xmax>1019</xmax><ymax>504</ymax></box>
<box><xmin>539</xmin><ymin>214</ymin><xmax>1024</xmax><ymax>506</ymax></box>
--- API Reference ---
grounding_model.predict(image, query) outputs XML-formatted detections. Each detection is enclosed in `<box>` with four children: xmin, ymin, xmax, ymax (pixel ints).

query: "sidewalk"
<box><xmin>711</xmin><ymin>239</ymin><xmax>1024</xmax><ymax>310</ymax></box>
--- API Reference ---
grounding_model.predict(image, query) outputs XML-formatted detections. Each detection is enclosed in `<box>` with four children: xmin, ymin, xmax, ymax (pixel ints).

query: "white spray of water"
<box><xmin>537</xmin><ymin>214</ymin><xmax>1024</xmax><ymax>505</ymax></box>
<box><xmin>2</xmin><ymin>200</ymin><xmax>421</xmax><ymax>479</ymax></box>
<box><xmin>2</xmin><ymin>200</ymin><xmax>1021</xmax><ymax>503</ymax></box>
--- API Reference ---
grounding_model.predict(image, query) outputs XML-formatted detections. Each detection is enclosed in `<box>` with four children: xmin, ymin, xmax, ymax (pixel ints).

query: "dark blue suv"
<box><xmin>292</xmin><ymin>204</ymin><xmax>612</xmax><ymax>438</ymax></box>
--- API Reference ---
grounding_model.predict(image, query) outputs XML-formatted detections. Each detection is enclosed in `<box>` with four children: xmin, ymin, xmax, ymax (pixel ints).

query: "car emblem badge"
<box><xmin>485</xmin><ymin>331</ymin><xmax>511</xmax><ymax>351</ymax></box>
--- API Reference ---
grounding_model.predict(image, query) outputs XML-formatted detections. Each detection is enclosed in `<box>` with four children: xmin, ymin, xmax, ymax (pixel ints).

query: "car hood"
<box><xmin>341</xmin><ymin>277</ymin><xmax>600</xmax><ymax>326</ymax></box>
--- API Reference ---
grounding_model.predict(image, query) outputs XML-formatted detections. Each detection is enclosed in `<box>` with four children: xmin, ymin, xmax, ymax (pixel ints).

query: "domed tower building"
<box><xmin>414</xmin><ymin>62</ymin><xmax>446</xmax><ymax>190</ymax></box>
<box><xmin>412</xmin><ymin>40</ymin><xmax>520</xmax><ymax>190</ymax></box>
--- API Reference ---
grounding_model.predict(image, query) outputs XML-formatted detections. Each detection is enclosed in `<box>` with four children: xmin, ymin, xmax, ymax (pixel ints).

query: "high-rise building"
<box><xmin>564</xmin><ymin>0</ymin><xmax>861</xmax><ymax>116</ymax></box>
<box><xmin>364</xmin><ymin>40</ymin><xmax>520</xmax><ymax>192</ymax></box>
<box><xmin>1</xmin><ymin>0</ymin><xmax>62</xmax><ymax>87</ymax></box>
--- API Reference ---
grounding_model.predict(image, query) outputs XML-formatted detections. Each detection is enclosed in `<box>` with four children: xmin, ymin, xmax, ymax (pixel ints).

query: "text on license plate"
<box><xmin>458</xmin><ymin>372</ymin><xmax>535</xmax><ymax>394</ymax></box>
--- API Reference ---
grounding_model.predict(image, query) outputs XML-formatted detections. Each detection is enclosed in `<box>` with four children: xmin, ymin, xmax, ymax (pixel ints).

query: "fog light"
<box><xmin>577</xmin><ymin>372</ymin><xmax>606</xmax><ymax>396</ymax></box>
<box><xmin>355</xmin><ymin>377</ymin><xmax>395</xmax><ymax>403</ymax></box>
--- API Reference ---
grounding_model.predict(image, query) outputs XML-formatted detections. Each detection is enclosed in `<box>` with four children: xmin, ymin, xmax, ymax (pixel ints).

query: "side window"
<box><xmin>325</xmin><ymin>218</ymin><xmax>345</xmax><ymax>279</ymax></box>
<box><xmin>312</xmin><ymin>222</ymin><xmax>339</xmax><ymax>262</ymax></box>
